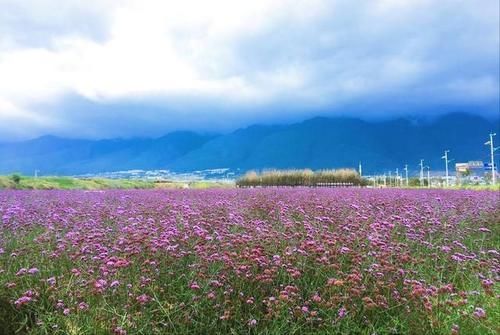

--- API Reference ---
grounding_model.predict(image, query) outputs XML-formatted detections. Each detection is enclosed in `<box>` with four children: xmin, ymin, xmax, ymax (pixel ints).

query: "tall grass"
<box><xmin>236</xmin><ymin>169</ymin><xmax>366</xmax><ymax>187</ymax></box>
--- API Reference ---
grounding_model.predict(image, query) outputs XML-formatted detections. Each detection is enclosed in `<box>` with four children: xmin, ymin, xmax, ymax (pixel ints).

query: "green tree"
<box><xmin>462</xmin><ymin>168</ymin><xmax>471</xmax><ymax>177</ymax></box>
<box><xmin>11</xmin><ymin>174</ymin><xmax>21</xmax><ymax>184</ymax></box>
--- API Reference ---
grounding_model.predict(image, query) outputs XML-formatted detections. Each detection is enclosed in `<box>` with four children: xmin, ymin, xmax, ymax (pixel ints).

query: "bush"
<box><xmin>10</xmin><ymin>174</ymin><xmax>21</xmax><ymax>184</ymax></box>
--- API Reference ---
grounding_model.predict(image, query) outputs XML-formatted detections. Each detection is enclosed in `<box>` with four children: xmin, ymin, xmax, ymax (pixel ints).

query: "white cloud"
<box><xmin>0</xmin><ymin>0</ymin><xmax>498</xmax><ymax>139</ymax></box>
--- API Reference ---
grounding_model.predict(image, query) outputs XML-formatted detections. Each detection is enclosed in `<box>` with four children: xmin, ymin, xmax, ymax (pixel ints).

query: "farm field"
<box><xmin>0</xmin><ymin>189</ymin><xmax>499</xmax><ymax>334</ymax></box>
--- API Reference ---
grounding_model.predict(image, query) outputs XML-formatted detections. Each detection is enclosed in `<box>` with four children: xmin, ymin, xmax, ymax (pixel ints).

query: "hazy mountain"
<box><xmin>168</xmin><ymin>113</ymin><xmax>498</xmax><ymax>173</ymax></box>
<box><xmin>0</xmin><ymin>113</ymin><xmax>498</xmax><ymax>175</ymax></box>
<box><xmin>0</xmin><ymin>132</ymin><xmax>216</xmax><ymax>175</ymax></box>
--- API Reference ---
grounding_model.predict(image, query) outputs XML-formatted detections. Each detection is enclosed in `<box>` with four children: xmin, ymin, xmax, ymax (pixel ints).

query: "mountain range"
<box><xmin>0</xmin><ymin>113</ymin><xmax>498</xmax><ymax>176</ymax></box>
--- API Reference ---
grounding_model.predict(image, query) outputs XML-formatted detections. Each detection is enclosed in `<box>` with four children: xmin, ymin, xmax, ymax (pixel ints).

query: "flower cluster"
<box><xmin>0</xmin><ymin>188</ymin><xmax>498</xmax><ymax>334</ymax></box>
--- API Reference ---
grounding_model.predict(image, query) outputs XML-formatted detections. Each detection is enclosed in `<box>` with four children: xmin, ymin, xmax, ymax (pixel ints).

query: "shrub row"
<box><xmin>236</xmin><ymin>169</ymin><xmax>367</xmax><ymax>187</ymax></box>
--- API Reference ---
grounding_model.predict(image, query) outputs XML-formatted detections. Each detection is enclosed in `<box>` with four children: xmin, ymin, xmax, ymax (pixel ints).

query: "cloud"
<box><xmin>0</xmin><ymin>0</ymin><xmax>498</xmax><ymax>139</ymax></box>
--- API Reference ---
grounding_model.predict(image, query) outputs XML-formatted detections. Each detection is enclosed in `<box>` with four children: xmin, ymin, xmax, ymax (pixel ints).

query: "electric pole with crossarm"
<box><xmin>442</xmin><ymin>150</ymin><xmax>449</xmax><ymax>187</ymax></box>
<box><xmin>485</xmin><ymin>133</ymin><xmax>497</xmax><ymax>184</ymax></box>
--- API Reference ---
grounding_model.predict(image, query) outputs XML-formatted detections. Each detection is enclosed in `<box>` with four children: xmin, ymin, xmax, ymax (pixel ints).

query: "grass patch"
<box><xmin>0</xmin><ymin>176</ymin><xmax>233</xmax><ymax>190</ymax></box>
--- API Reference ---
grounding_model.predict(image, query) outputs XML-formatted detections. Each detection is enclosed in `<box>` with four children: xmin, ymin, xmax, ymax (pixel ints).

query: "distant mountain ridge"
<box><xmin>0</xmin><ymin>113</ymin><xmax>498</xmax><ymax>175</ymax></box>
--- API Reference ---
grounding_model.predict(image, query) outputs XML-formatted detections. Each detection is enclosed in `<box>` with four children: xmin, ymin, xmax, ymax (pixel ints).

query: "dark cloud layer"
<box><xmin>0</xmin><ymin>0</ymin><xmax>498</xmax><ymax>140</ymax></box>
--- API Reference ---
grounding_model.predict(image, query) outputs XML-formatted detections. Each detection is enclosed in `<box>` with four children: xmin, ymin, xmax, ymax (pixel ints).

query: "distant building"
<box><xmin>455</xmin><ymin>163</ymin><xmax>469</xmax><ymax>175</ymax></box>
<box><xmin>455</xmin><ymin>161</ymin><xmax>485</xmax><ymax>181</ymax></box>
<box><xmin>467</xmin><ymin>161</ymin><xmax>484</xmax><ymax>177</ymax></box>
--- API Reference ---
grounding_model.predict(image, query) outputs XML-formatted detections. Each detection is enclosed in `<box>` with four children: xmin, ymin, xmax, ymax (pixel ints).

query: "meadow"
<box><xmin>0</xmin><ymin>188</ymin><xmax>498</xmax><ymax>334</ymax></box>
<box><xmin>0</xmin><ymin>176</ymin><xmax>230</xmax><ymax>190</ymax></box>
<box><xmin>0</xmin><ymin>176</ymin><xmax>155</xmax><ymax>190</ymax></box>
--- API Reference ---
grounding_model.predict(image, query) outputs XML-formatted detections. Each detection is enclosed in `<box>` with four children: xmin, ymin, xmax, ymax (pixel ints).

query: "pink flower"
<box><xmin>25</xmin><ymin>290</ymin><xmax>36</xmax><ymax>296</ymax></box>
<box><xmin>312</xmin><ymin>293</ymin><xmax>322</xmax><ymax>303</ymax></box>
<box><xmin>113</xmin><ymin>327</ymin><xmax>127</xmax><ymax>335</ymax></box>
<box><xmin>272</xmin><ymin>255</ymin><xmax>281</xmax><ymax>264</ymax></box>
<box><xmin>113</xmin><ymin>259</ymin><xmax>130</xmax><ymax>268</ymax></box>
<box><xmin>136</xmin><ymin>294</ymin><xmax>150</xmax><ymax>305</ymax></box>
<box><xmin>248</xmin><ymin>319</ymin><xmax>257</xmax><ymax>327</ymax></box>
<box><xmin>441</xmin><ymin>246</ymin><xmax>452</xmax><ymax>253</ymax></box>
<box><xmin>16</xmin><ymin>268</ymin><xmax>27</xmax><ymax>276</ymax></box>
<box><xmin>14</xmin><ymin>296</ymin><xmax>32</xmax><ymax>308</ymax></box>
<box><xmin>27</xmin><ymin>267</ymin><xmax>39</xmax><ymax>275</ymax></box>
<box><xmin>338</xmin><ymin>307</ymin><xmax>347</xmax><ymax>319</ymax></box>
<box><xmin>47</xmin><ymin>277</ymin><xmax>56</xmax><ymax>286</ymax></box>
<box><xmin>94</xmin><ymin>279</ymin><xmax>107</xmax><ymax>292</ymax></box>
<box><xmin>110</xmin><ymin>280</ymin><xmax>120</xmax><ymax>288</ymax></box>
<box><xmin>209</xmin><ymin>280</ymin><xmax>223</xmax><ymax>288</ymax></box>
<box><xmin>189</xmin><ymin>282</ymin><xmax>200</xmax><ymax>290</ymax></box>
<box><xmin>481</xmin><ymin>279</ymin><xmax>493</xmax><ymax>289</ymax></box>
<box><xmin>340</xmin><ymin>247</ymin><xmax>350</xmax><ymax>254</ymax></box>
<box><xmin>13</xmin><ymin>291</ymin><xmax>37</xmax><ymax>309</ymax></box>
<box><xmin>473</xmin><ymin>307</ymin><xmax>486</xmax><ymax>319</ymax></box>
<box><xmin>78</xmin><ymin>302</ymin><xmax>89</xmax><ymax>311</ymax></box>
<box><xmin>56</xmin><ymin>300</ymin><xmax>65</xmax><ymax>309</ymax></box>
<box><xmin>63</xmin><ymin>308</ymin><xmax>71</xmax><ymax>315</ymax></box>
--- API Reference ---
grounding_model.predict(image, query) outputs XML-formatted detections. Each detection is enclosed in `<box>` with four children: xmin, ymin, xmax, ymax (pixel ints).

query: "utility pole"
<box><xmin>389</xmin><ymin>171</ymin><xmax>392</xmax><ymax>187</ymax></box>
<box><xmin>395</xmin><ymin>168</ymin><xmax>399</xmax><ymax>187</ymax></box>
<box><xmin>358</xmin><ymin>162</ymin><xmax>362</xmax><ymax>177</ymax></box>
<box><xmin>425</xmin><ymin>166</ymin><xmax>431</xmax><ymax>188</ymax></box>
<box><xmin>442</xmin><ymin>150</ymin><xmax>449</xmax><ymax>187</ymax></box>
<box><xmin>485</xmin><ymin>133</ymin><xmax>497</xmax><ymax>184</ymax></box>
<box><xmin>383</xmin><ymin>173</ymin><xmax>387</xmax><ymax>187</ymax></box>
<box><xmin>419</xmin><ymin>159</ymin><xmax>424</xmax><ymax>187</ymax></box>
<box><xmin>34</xmin><ymin>169</ymin><xmax>39</xmax><ymax>178</ymax></box>
<box><xmin>404</xmin><ymin>164</ymin><xmax>409</xmax><ymax>187</ymax></box>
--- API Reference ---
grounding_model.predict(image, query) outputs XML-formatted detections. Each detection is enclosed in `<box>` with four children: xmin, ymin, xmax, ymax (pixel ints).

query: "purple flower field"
<box><xmin>0</xmin><ymin>189</ymin><xmax>499</xmax><ymax>334</ymax></box>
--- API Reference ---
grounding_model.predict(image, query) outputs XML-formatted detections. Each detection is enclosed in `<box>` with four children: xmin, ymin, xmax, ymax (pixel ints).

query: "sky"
<box><xmin>0</xmin><ymin>0</ymin><xmax>498</xmax><ymax>140</ymax></box>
